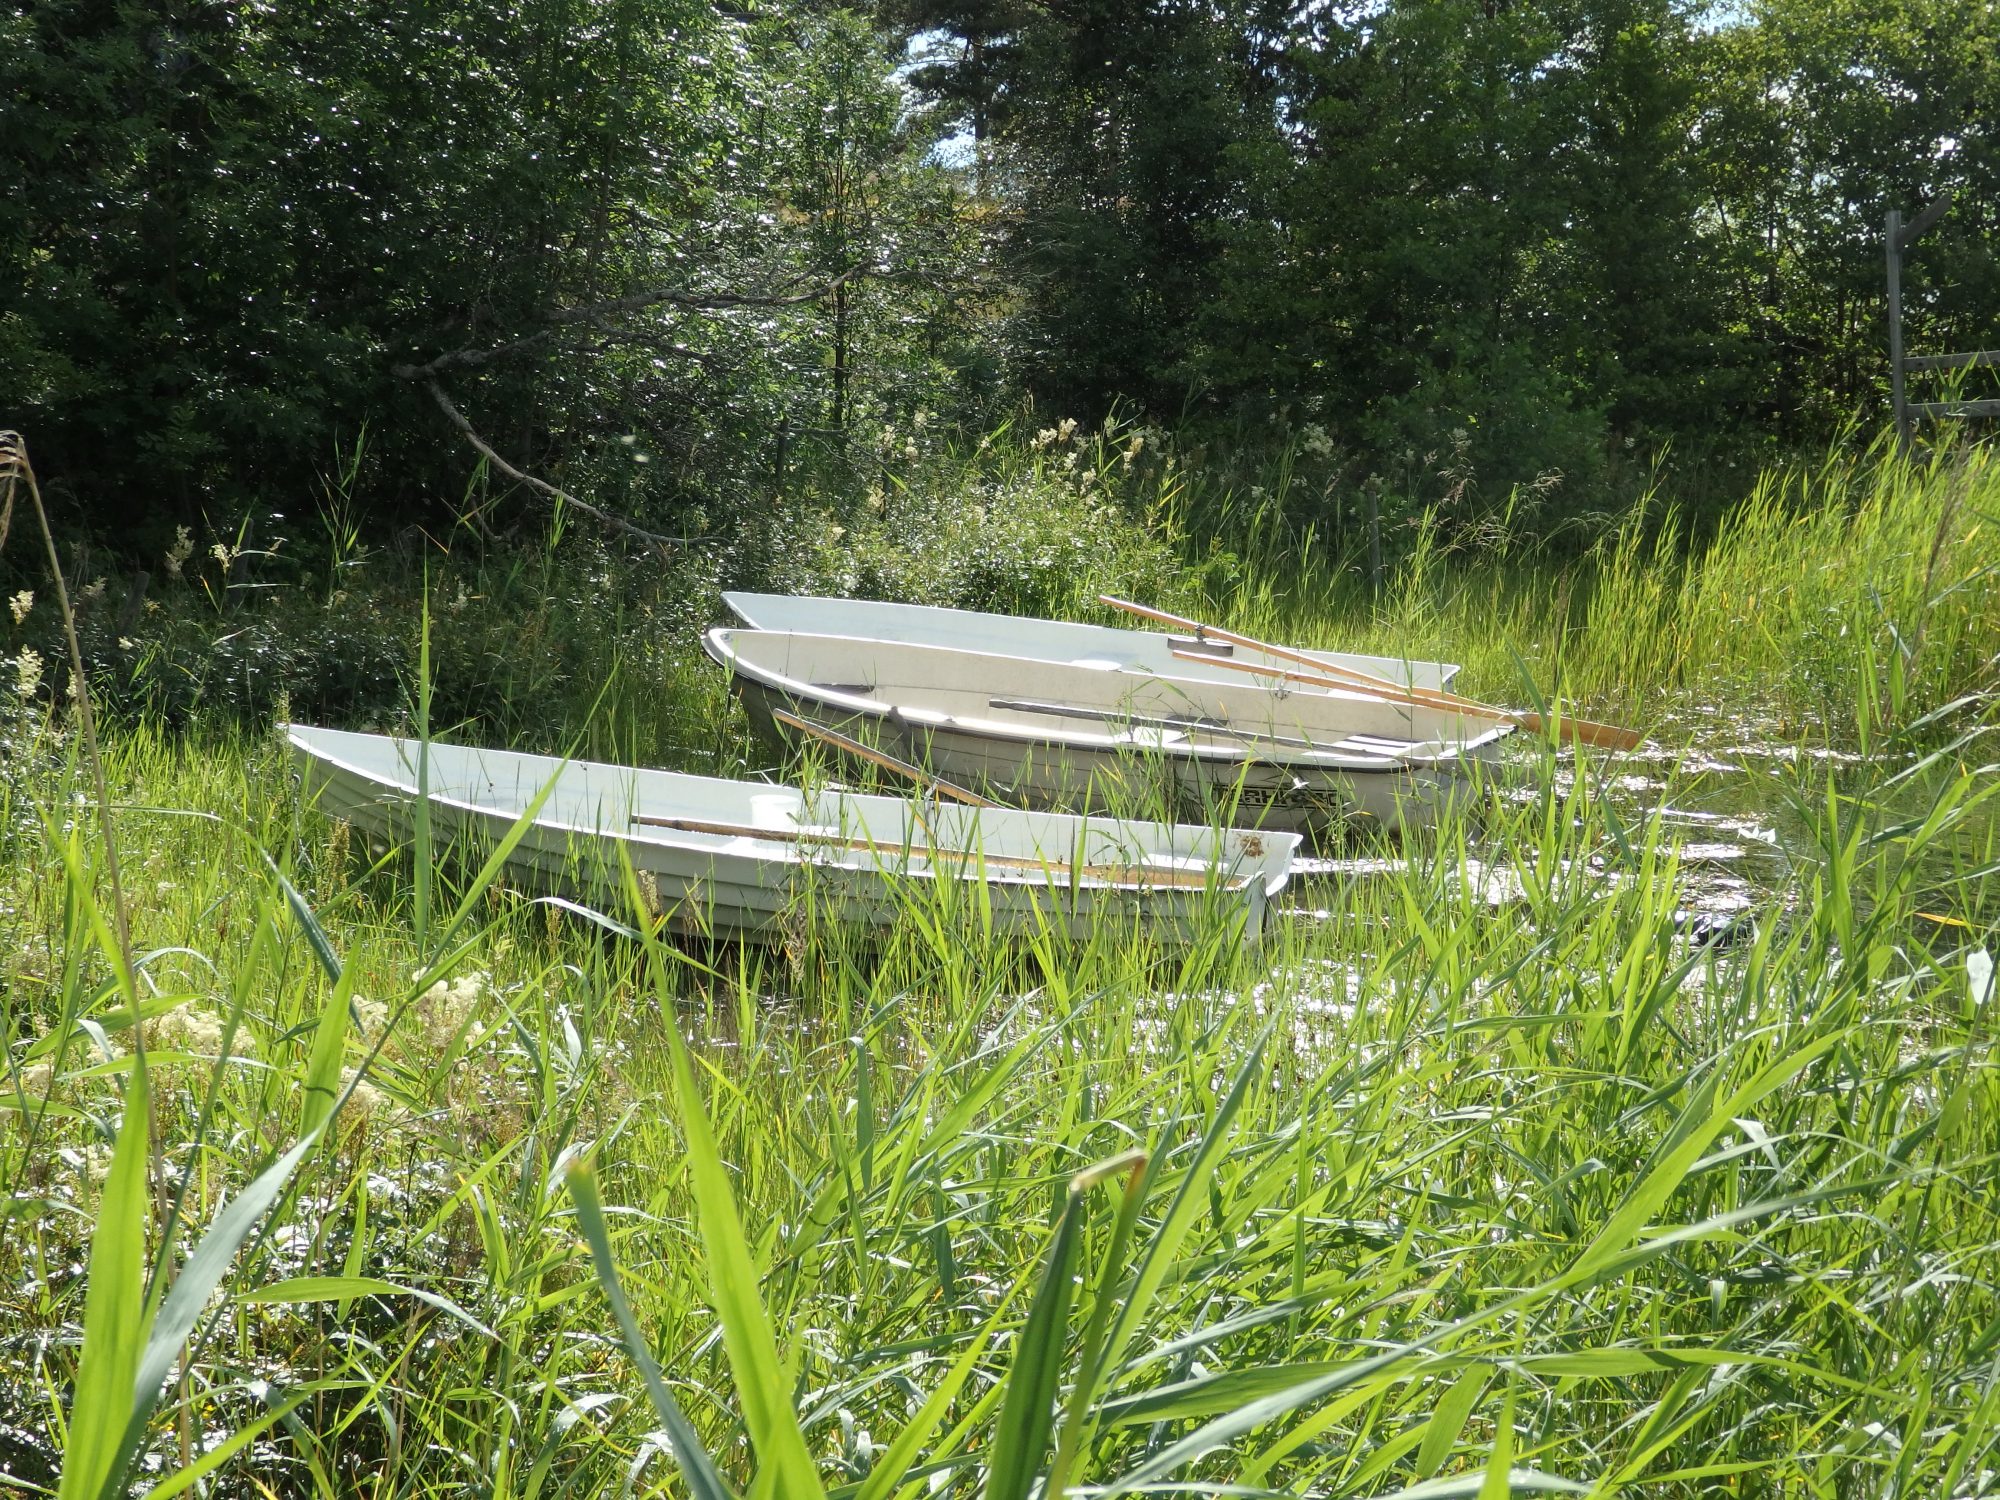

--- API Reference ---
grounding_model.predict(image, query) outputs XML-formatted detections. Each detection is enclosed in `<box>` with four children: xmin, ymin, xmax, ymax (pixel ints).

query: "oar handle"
<box><xmin>1098</xmin><ymin>594</ymin><xmax>1216</xmax><ymax>637</ymax></box>
<box><xmin>1104</xmin><ymin>593</ymin><xmax>1436</xmax><ymax>699</ymax></box>
<box><xmin>1109</xmin><ymin>595</ymin><xmax>1645</xmax><ymax>752</ymax></box>
<box><xmin>772</xmin><ymin>706</ymin><xmax>999</xmax><ymax>807</ymax></box>
<box><xmin>1163</xmin><ymin>643</ymin><xmax>1496</xmax><ymax>715</ymax></box>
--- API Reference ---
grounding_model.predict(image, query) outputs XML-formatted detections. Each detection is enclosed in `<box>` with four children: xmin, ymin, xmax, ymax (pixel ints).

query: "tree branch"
<box><xmin>396</xmin><ymin>263</ymin><xmax>878</xmax><ymax>549</ymax></box>
<box><xmin>393</xmin><ymin>263</ymin><xmax>874</xmax><ymax>381</ymax></box>
<box><xmin>418</xmin><ymin>379</ymin><xmax>678</xmax><ymax>552</ymax></box>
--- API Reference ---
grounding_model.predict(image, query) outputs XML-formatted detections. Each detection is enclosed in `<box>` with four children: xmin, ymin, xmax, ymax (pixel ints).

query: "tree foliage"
<box><xmin>2</xmin><ymin>0</ymin><xmax>1996</xmax><ymax>543</ymax></box>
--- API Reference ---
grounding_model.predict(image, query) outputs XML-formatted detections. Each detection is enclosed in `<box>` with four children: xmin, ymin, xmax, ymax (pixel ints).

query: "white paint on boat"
<box><xmin>721</xmin><ymin>592</ymin><xmax>1461</xmax><ymax>691</ymax></box>
<box><xmin>703</xmin><ymin>630</ymin><xmax>1513</xmax><ymax>834</ymax></box>
<box><xmin>284</xmin><ymin>724</ymin><xmax>1295</xmax><ymax>941</ymax></box>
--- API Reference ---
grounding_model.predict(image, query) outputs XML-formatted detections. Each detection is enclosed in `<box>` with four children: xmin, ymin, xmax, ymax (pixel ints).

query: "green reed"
<box><xmin>1198</xmin><ymin>435</ymin><xmax>1999</xmax><ymax>745</ymax></box>
<box><xmin>1</xmin><ymin>676</ymin><xmax>1994</xmax><ymax>1496</ymax></box>
<box><xmin>2</xmin><ymin>431</ymin><xmax>1998</xmax><ymax>1497</ymax></box>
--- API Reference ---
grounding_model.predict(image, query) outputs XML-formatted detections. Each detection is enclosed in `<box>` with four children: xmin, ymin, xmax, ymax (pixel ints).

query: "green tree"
<box><xmin>1701</xmin><ymin>0</ymin><xmax>2000</xmax><ymax>434</ymax></box>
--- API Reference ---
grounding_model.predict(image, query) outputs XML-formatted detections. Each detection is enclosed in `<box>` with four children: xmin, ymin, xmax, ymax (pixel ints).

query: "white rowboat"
<box><xmin>286</xmin><ymin>724</ymin><xmax>1297</xmax><ymax>941</ymax></box>
<box><xmin>721</xmin><ymin>592</ymin><xmax>1461</xmax><ymax>692</ymax></box>
<box><xmin>703</xmin><ymin>630</ymin><xmax>1514</xmax><ymax>834</ymax></box>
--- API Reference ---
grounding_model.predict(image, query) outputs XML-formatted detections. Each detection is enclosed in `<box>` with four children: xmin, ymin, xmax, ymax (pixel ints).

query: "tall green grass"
<box><xmin>2</xmin><ymin>687</ymin><xmax>1996</xmax><ymax>1494</ymax></box>
<box><xmin>786</xmin><ymin>412</ymin><xmax>1997</xmax><ymax>747</ymax></box>
<box><xmin>1194</xmin><ymin>436</ymin><xmax>1999</xmax><ymax>743</ymax></box>
<box><xmin>2</xmin><ymin>430</ymin><xmax>1998</xmax><ymax>1495</ymax></box>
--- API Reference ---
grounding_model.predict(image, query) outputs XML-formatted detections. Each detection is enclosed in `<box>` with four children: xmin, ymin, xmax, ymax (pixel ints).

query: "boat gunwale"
<box><xmin>284</xmin><ymin>726</ymin><xmax>1289</xmax><ymax>898</ymax></box>
<box><xmin>720</xmin><ymin>590</ymin><xmax>1464</xmax><ymax>688</ymax></box>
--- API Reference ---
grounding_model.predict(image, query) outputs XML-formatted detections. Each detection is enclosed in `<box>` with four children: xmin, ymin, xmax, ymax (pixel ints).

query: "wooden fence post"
<box><xmin>1365</xmin><ymin>484</ymin><xmax>1382</xmax><ymax>602</ymax></box>
<box><xmin>1886</xmin><ymin>209</ymin><xmax>1909</xmax><ymax>452</ymax></box>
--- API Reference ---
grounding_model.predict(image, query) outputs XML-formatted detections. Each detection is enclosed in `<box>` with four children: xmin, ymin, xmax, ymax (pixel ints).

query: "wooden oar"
<box><xmin>757</xmin><ymin>707</ymin><xmax>1245</xmax><ymax>890</ymax></box>
<box><xmin>988</xmin><ymin>696</ymin><xmax>1373</xmax><ymax>756</ymax></box>
<box><xmin>1104</xmin><ymin>592</ymin><xmax>1486</xmax><ymax>708</ymax></box>
<box><xmin>1167</xmin><ymin>646</ymin><xmax>1646</xmax><ymax>752</ymax></box>
<box><xmin>1100</xmin><ymin>595</ymin><xmax>1645</xmax><ymax>752</ymax></box>
<box><xmin>771</xmin><ymin>706</ymin><xmax>998</xmax><ymax>807</ymax></box>
<box><xmin>627</xmin><ymin>811</ymin><xmax>1242</xmax><ymax>890</ymax></box>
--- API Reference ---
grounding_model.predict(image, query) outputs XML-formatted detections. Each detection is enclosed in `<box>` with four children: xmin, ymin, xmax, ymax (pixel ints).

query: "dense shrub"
<box><xmin>827</xmin><ymin>416</ymin><xmax>1195</xmax><ymax>618</ymax></box>
<box><xmin>844</xmin><ymin>477</ymin><xmax>1185</xmax><ymax>618</ymax></box>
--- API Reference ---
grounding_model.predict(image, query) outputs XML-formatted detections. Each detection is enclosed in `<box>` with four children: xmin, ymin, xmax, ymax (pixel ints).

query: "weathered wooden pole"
<box><xmin>1365</xmin><ymin>484</ymin><xmax>1382</xmax><ymax>602</ymax></box>
<box><xmin>1886</xmin><ymin>208</ymin><xmax>1909</xmax><ymax>452</ymax></box>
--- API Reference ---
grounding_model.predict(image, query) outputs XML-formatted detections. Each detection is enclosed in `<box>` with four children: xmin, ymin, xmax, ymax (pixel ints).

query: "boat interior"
<box><xmin>710</xmin><ymin>630</ymin><xmax>1513</xmax><ymax>765</ymax></box>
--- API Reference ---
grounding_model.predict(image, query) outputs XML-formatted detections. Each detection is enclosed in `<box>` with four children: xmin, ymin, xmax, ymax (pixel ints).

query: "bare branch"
<box><xmin>418</xmin><ymin>380</ymin><xmax>678</xmax><ymax>553</ymax></box>
<box><xmin>393</xmin><ymin>263</ymin><xmax>873</xmax><ymax>381</ymax></box>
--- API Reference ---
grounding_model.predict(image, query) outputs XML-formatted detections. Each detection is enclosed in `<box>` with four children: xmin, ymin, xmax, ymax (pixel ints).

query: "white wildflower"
<box><xmin>209</xmin><ymin>542</ymin><xmax>234</xmax><ymax>568</ymax></box>
<box><xmin>351</xmin><ymin>996</ymin><xmax>391</xmax><ymax>1038</ymax></box>
<box><xmin>147</xmin><ymin>1004</ymin><xmax>225</xmax><ymax>1057</ymax></box>
<box><xmin>417</xmin><ymin>971</ymin><xmax>493</xmax><ymax>1049</ymax></box>
<box><xmin>164</xmin><ymin>526</ymin><xmax>194</xmax><ymax>578</ymax></box>
<box><xmin>79</xmin><ymin>1144</ymin><xmax>115</xmax><ymax>1189</ymax></box>
<box><xmin>13</xmin><ymin>648</ymin><xmax>42</xmax><ymax>699</ymax></box>
<box><xmin>117</xmin><ymin>637</ymin><xmax>136</xmax><ymax>651</ymax></box>
<box><xmin>80</xmin><ymin>578</ymin><xmax>107</xmax><ymax>602</ymax></box>
<box><xmin>338</xmin><ymin>1067</ymin><xmax>386</xmax><ymax>1122</ymax></box>
<box><xmin>7</xmin><ymin>590</ymin><xmax>31</xmax><ymax>626</ymax></box>
<box><xmin>1300</xmin><ymin>424</ymin><xmax>1334</xmax><ymax>460</ymax></box>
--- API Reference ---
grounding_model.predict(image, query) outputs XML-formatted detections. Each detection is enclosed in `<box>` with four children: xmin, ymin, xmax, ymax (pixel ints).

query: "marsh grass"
<box><xmin>3</xmin><ymin>686</ymin><xmax>1997</xmax><ymax>1494</ymax></box>
<box><xmin>2</xmin><ymin>430</ymin><xmax>1999</xmax><ymax>1496</ymax></box>
<box><xmin>1195</xmin><ymin>435</ymin><xmax>2000</xmax><ymax>746</ymax></box>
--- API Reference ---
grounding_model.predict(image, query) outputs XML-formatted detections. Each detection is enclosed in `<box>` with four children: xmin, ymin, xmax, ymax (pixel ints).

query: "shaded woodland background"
<box><xmin>3</xmin><ymin>0</ymin><xmax>1997</xmax><ymax>559</ymax></box>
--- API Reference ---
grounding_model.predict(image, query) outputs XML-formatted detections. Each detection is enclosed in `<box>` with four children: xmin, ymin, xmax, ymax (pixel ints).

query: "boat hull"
<box><xmin>286</xmin><ymin>726</ymin><xmax>1291</xmax><ymax>943</ymax></box>
<box><xmin>709</xmin><ymin>628</ymin><xmax>1508</xmax><ymax>837</ymax></box>
<box><xmin>733</xmin><ymin>675</ymin><xmax>1491</xmax><ymax>836</ymax></box>
<box><xmin>723</xmin><ymin>591</ymin><xmax>1461</xmax><ymax>691</ymax></box>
